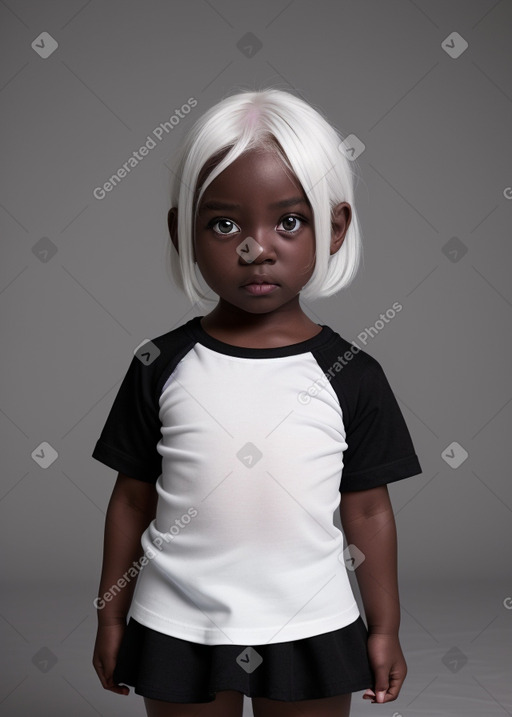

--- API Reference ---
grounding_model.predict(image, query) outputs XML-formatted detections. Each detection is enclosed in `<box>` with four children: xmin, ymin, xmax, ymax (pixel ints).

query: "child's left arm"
<box><xmin>340</xmin><ymin>484</ymin><xmax>407</xmax><ymax>705</ymax></box>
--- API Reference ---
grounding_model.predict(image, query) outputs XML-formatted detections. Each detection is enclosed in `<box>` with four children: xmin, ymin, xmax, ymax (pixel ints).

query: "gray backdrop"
<box><xmin>1</xmin><ymin>1</ymin><xmax>511</xmax><ymax>715</ymax></box>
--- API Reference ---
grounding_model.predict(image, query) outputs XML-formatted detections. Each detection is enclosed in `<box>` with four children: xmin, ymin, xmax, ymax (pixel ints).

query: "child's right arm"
<box><xmin>92</xmin><ymin>472</ymin><xmax>158</xmax><ymax>695</ymax></box>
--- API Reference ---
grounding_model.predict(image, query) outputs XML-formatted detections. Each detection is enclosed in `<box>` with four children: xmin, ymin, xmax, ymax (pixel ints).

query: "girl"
<box><xmin>92</xmin><ymin>87</ymin><xmax>422</xmax><ymax>717</ymax></box>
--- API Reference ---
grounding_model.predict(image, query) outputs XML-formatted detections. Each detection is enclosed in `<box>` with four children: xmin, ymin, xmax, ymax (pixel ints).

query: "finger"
<box><xmin>92</xmin><ymin>659</ymin><xmax>109</xmax><ymax>690</ymax></box>
<box><xmin>105</xmin><ymin>672</ymin><xmax>130</xmax><ymax>695</ymax></box>
<box><xmin>94</xmin><ymin>659</ymin><xmax>130</xmax><ymax>695</ymax></box>
<box><xmin>104</xmin><ymin>664</ymin><xmax>130</xmax><ymax>695</ymax></box>
<box><xmin>107</xmin><ymin>680</ymin><xmax>130</xmax><ymax>696</ymax></box>
<box><xmin>382</xmin><ymin>670</ymin><xmax>405</xmax><ymax>702</ymax></box>
<box><xmin>372</xmin><ymin>667</ymin><xmax>390</xmax><ymax>704</ymax></box>
<box><xmin>362</xmin><ymin>688</ymin><xmax>375</xmax><ymax>700</ymax></box>
<box><xmin>375</xmin><ymin>690</ymin><xmax>387</xmax><ymax>704</ymax></box>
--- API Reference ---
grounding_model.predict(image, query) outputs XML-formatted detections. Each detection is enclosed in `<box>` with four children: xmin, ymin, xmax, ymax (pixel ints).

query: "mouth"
<box><xmin>241</xmin><ymin>278</ymin><xmax>279</xmax><ymax>287</ymax></box>
<box><xmin>242</xmin><ymin>282</ymin><xmax>279</xmax><ymax>295</ymax></box>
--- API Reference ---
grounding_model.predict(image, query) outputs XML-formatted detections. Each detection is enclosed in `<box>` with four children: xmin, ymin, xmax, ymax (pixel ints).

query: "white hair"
<box><xmin>166</xmin><ymin>87</ymin><xmax>364</xmax><ymax>309</ymax></box>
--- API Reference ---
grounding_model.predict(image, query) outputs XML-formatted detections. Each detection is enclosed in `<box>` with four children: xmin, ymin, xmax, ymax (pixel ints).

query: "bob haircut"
<box><xmin>167</xmin><ymin>87</ymin><xmax>363</xmax><ymax>308</ymax></box>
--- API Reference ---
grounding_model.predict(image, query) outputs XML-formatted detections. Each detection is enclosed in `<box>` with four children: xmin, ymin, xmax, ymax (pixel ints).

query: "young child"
<box><xmin>92</xmin><ymin>87</ymin><xmax>422</xmax><ymax>717</ymax></box>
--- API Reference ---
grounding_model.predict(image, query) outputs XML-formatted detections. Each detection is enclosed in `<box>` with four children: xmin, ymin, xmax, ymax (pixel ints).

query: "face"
<box><xmin>168</xmin><ymin>147</ymin><xmax>351</xmax><ymax>320</ymax></box>
<box><xmin>193</xmin><ymin>148</ymin><xmax>317</xmax><ymax>316</ymax></box>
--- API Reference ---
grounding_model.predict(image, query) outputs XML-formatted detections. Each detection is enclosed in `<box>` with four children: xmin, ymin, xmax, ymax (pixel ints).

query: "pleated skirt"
<box><xmin>113</xmin><ymin>615</ymin><xmax>374</xmax><ymax>704</ymax></box>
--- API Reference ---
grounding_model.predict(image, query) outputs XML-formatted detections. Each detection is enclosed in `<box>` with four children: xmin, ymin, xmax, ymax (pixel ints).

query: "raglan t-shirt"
<box><xmin>92</xmin><ymin>315</ymin><xmax>422</xmax><ymax>646</ymax></box>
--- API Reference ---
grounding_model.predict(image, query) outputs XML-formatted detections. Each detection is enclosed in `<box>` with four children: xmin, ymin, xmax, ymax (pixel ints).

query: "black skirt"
<box><xmin>113</xmin><ymin>616</ymin><xmax>374</xmax><ymax>704</ymax></box>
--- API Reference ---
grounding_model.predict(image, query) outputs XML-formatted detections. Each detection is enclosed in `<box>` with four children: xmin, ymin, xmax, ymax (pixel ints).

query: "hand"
<box><xmin>92</xmin><ymin>622</ymin><xmax>130</xmax><ymax>695</ymax></box>
<box><xmin>362</xmin><ymin>632</ymin><xmax>407</xmax><ymax>704</ymax></box>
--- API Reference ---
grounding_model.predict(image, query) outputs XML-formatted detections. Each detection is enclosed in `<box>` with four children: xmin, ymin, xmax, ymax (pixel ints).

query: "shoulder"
<box><xmin>318</xmin><ymin>325</ymin><xmax>386</xmax><ymax>383</ymax></box>
<box><xmin>148</xmin><ymin>317</ymin><xmax>197</xmax><ymax>355</ymax></box>
<box><xmin>313</xmin><ymin>325</ymin><xmax>398</xmax><ymax>426</ymax></box>
<box><xmin>122</xmin><ymin>318</ymin><xmax>199</xmax><ymax>397</ymax></box>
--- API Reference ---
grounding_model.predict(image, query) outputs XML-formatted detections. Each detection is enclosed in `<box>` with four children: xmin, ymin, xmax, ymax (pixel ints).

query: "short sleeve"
<box><xmin>91</xmin><ymin>353</ymin><xmax>162</xmax><ymax>483</ymax></box>
<box><xmin>340</xmin><ymin>360</ymin><xmax>422</xmax><ymax>492</ymax></box>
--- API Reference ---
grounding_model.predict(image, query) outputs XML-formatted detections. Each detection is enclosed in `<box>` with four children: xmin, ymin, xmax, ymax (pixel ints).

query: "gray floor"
<box><xmin>1</xmin><ymin>578</ymin><xmax>510</xmax><ymax>716</ymax></box>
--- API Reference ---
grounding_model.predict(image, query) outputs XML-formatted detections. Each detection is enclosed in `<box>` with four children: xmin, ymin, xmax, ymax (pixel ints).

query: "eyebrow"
<box><xmin>198</xmin><ymin>197</ymin><xmax>309</xmax><ymax>214</ymax></box>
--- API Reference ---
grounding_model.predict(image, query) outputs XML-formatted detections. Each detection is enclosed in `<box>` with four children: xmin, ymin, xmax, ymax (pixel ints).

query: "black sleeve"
<box><xmin>91</xmin><ymin>352</ymin><xmax>162</xmax><ymax>483</ymax></box>
<box><xmin>340</xmin><ymin>359</ymin><xmax>422</xmax><ymax>492</ymax></box>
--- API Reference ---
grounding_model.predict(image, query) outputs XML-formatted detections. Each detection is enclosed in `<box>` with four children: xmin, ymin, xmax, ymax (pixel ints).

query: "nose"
<box><xmin>239</xmin><ymin>227</ymin><xmax>277</xmax><ymax>264</ymax></box>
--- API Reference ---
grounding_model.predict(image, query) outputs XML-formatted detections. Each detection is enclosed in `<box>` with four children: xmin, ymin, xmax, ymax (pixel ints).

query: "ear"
<box><xmin>168</xmin><ymin>208</ymin><xmax>179</xmax><ymax>254</ymax></box>
<box><xmin>330</xmin><ymin>202</ymin><xmax>352</xmax><ymax>256</ymax></box>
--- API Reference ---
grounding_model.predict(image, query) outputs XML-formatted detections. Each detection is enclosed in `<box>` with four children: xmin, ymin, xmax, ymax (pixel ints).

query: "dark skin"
<box><xmin>168</xmin><ymin>147</ymin><xmax>348</xmax><ymax>348</ymax></box>
<box><xmin>167</xmin><ymin>148</ymin><xmax>408</xmax><ymax>704</ymax></box>
<box><xmin>92</xmin><ymin>148</ymin><xmax>407</xmax><ymax>709</ymax></box>
<box><xmin>92</xmin><ymin>473</ymin><xmax>158</xmax><ymax>695</ymax></box>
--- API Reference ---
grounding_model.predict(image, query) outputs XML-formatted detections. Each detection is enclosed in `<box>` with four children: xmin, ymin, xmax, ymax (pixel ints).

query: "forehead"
<box><xmin>199</xmin><ymin>148</ymin><xmax>306</xmax><ymax>203</ymax></box>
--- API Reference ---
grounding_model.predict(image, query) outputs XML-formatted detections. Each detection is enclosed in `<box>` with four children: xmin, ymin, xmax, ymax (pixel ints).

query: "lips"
<box><xmin>241</xmin><ymin>277</ymin><xmax>279</xmax><ymax>286</ymax></box>
<box><xmin>243</xmin><ymin>282</ymin><xmax>279</xmax><ymax>295</ymax></box>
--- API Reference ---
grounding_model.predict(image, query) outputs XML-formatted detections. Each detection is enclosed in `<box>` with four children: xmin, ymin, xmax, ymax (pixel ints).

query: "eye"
<box><xmin>278</xmin><ymin>215</ymin><xmax>305</xmax><ymax>233</ymax></box>
<box><xmin>206</xmin><ymin>215</ymin><xmax>306</xmax><ymax>236</ymax></box>
<box><xmin>207</xmin><ymin>218</ymin><xmax>240</xmax><ymax>235</ymax></box>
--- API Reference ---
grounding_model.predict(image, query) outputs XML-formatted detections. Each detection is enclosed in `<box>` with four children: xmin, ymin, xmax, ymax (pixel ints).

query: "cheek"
<box><xmin>195</xmin><ymin>239</ymin><xmax>235</xmax><ymax>277</ymax></box>
<box><xmin>285</xmin><ymin>235</ymin><xmax>315</xmax><ymax>263</ymax></box>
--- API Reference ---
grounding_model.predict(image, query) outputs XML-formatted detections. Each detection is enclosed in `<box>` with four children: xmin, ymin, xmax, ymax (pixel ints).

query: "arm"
<box><xmin>340</xmin><ymin>484</ymin><xmax>407</xmax><ymax>704</ymax></box>
<box><xmin>92</xmin><ymin>473</ymin><xmax>158</xmax><ymax>695</ymax></box>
